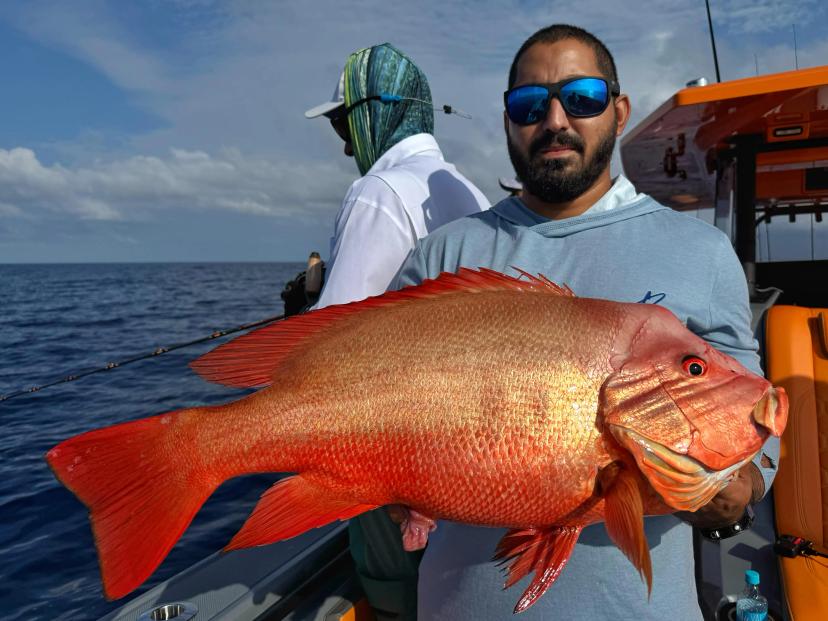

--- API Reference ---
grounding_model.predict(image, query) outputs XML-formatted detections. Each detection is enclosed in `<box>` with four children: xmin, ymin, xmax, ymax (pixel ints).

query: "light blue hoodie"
<box><xmin>391</xmin><ymin>179</ymin><xmax>779</xmax><ymax>621</ymax></box>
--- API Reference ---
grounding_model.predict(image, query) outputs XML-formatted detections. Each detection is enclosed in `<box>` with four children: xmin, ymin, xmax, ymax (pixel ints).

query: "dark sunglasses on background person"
<box><xmin>328</xmin><ymin>109</ymin><xmax>351</xmax><ymax>141</ymax></box>
<box><xmin>504</xmin><ymin>76</ymin><xmax>621</xmax><ymax>125</ymax></box>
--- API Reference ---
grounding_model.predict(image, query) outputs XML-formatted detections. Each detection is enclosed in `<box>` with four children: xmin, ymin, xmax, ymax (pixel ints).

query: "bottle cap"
<box><xmin>745</xmin><ymin>569</ymin><xmax>760</xmax><ymax>585</ymax></box>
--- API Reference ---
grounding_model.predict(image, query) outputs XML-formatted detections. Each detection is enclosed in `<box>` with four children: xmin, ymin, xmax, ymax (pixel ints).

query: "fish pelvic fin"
<box><xmin>493</xmin><ymin>525</ymin><xmax>582</xmax><ymax>614</ymax></box>
<box><xmin>599</xmin><ymin>461</ymin><xmax>653</xmax><ymax>597</ymax></box>
<box><xmin>225</xmin><ymin>475</ymin><xmax>377</xmax><ymax>550</ymax></box>
<box><xmin>45</xmin><ymin>409</ymin><xmax>217</xmax><ymax>600</ymax></box>
<box><xmin>190</xmin><ymin>267</ymin><xmax>574</xmax><ymax>388</ymax></box>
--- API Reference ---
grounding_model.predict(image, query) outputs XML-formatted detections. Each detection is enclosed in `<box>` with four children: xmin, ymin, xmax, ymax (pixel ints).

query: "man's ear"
<box><xmin>613</xmin><ymin>93</ymin><xmax>631</xmax><ymax>137</ymax></box>
<box><xmin>503</xmin><ymin>109</ymin><xmax>510</xmax><ymax>138</ymax></box>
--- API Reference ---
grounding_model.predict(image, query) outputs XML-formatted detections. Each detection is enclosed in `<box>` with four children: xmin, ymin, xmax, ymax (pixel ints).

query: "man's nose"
<box><xmin>540</xmin><ymin>97</ymin><xmax>570</xmax><ymax>133</ymax></box>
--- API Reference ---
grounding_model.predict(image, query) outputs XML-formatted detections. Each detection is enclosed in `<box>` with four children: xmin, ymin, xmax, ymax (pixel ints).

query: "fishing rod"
<box><xmin>3</xmin><ymin>253</ymin><xmax>325</xmax><ymax>404</ymax></box>
<box><xmin>704</xmin><ymin>0</ymin><xmax>722</xmax><ymax>83</ymax></box>
<box><xmin>0</xmin><ymin>313</ymin><xmax>285</xmax><ymax>403</ymax></box>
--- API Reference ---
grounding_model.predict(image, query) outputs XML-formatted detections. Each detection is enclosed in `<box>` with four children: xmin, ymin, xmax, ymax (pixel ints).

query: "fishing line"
<box><xmin>0</xmin><ymin>313</ymin><xmax>285</xmax><ymax>403</ymax></box>
<box><xmin>345</xmin><ymin>93</ymin><xmax>473</xmax><ymax>119</ymax></box>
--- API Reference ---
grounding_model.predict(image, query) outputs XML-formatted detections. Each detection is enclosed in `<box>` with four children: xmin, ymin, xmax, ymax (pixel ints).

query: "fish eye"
<box><xmin>682</xmin><ymin>356</ymin><xmax>707</xmax><ymax>377</ymax></box>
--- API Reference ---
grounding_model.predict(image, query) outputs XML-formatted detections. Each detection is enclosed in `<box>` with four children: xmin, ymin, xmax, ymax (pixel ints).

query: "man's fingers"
<box><xmin>397</xmin><ymin>508</ymin><xmax>436</xmax><ymax>551</ymax></box>
<box><xmin>677</xmin><ymin>464</ymin><xmax>756</xmax><ymax>528</ymax></box>
<box><xmin>386</xmin><ymin>504</ymin><xmax>408</xmax><ymax>524</ymax></box>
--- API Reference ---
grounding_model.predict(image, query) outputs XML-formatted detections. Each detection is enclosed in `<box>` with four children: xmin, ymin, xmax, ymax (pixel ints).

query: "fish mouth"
<box><xmin>753</xmin><ymin>386</ymin><xmax>788</xmax><ymax>437</ymax></box>
<box><xmin>610</xmin><ymin>426</ymin><xmax>752</xmax><ymax>512</ymax></box>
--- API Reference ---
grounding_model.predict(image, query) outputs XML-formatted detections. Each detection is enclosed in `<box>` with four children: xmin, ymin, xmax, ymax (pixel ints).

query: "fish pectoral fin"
<box><xmin>599</xmin><ymin>462</ymin><xmax>653</xmax><ymax>596</ymax></box>
<box><xmin>225</xmin><ymin>475</ymin><xmax>377</xmax><ymax>550</ymax></box>
<box><xmin>493</xmin><ymin>525</ymin><xmax>582</xmax><ymax>614</ymax></box>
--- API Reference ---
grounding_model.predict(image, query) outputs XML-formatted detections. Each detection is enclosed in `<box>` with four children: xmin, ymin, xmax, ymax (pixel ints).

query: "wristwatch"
<box><xmin>698</xmin><ymin>504</ymin><xmax>755</xmax><ymax>541</ymax></box>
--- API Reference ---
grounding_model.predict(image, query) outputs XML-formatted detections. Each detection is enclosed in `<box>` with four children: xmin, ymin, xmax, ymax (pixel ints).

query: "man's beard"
<box><xmin>508</xmin><ymin>124</ymin><xmax>616</xmax><ymax>204</ymax></box>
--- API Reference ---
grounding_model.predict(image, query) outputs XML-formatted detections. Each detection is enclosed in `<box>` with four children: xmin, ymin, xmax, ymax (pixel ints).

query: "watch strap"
<box><xmin>698</xmin><ymin>504</ymin><xmax>755</xmax><ymax>541</ymax></box>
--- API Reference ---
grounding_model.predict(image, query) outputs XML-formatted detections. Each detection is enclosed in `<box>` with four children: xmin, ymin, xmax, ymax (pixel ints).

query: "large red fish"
<box><xmin>46</xmin><ymin>268</ymin><xmax>787</xmax><ymax>613</ymax></box>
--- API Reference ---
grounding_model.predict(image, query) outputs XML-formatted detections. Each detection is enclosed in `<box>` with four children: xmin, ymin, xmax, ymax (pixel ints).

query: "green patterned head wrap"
<box><xmin>344</xmin><ymin>43</ymin><xmax>434</xmax><ymax>175</ymax></box>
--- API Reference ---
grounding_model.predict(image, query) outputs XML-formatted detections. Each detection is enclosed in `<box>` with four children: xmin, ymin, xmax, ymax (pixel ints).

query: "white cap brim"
<box><xmin>305</xmin><ymin>70</ymin><xmax>346</xmax><ymax>119</ymax></box>
<box><xmin>498</xmin><ymin>177</ymin><xmax>523</xmax><ymax>191</ymax></box>
<box><xmin>304</xmin><ymin>100</ymin><xmax>345</xmax><ymax>119</ymax></box>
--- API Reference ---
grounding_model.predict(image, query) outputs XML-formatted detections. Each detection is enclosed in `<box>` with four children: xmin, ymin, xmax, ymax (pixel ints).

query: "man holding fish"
<box><xmin>391</xmin><ymin>23</ymin><xmax>780</xmax><ymax>620</ymax></box>
<box><xmin>45</xmin><ymin>23</ymin><xmax>785</xmax><ymax>621</ymax></box>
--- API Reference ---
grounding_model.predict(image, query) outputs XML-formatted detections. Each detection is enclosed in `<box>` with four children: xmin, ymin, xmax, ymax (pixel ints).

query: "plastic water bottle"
<box><xmin>736</xmin><ymin>570</ymin><xmax>768</xmax><ymax>621</ymax></box>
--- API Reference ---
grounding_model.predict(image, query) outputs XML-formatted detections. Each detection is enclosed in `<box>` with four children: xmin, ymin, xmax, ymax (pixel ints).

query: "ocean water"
<box><xmin>0</xmin><ymin>262</ymin><xmax>305</xmax><ymax>620</ymax></box>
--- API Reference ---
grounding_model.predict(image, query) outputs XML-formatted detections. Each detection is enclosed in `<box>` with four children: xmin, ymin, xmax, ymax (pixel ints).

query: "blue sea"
<box><xmin>0</xmin><ymin>262</ymin><xmax>304</xmax><ymax>620</ymax></box>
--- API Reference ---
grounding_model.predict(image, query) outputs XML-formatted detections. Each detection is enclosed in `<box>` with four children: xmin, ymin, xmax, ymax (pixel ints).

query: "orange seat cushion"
<box><xmin>766</xmin><ymin>306</ymin><xmax>828</xmax><ymax>620</ymax></box>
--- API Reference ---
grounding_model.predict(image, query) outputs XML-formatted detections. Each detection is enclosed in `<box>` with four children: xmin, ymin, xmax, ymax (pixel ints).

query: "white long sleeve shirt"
<box><xmin>314</xmin><ymin>133</ymin><xmax>489</xmax><ymax>309</ymax></box>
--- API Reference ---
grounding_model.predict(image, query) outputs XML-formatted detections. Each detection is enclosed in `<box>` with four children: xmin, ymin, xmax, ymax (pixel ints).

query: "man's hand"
<box><xmin>386</xmin><ymin>505</ymin><xmax>436</xmax><ymax>551</ymax></box>
<box><xmin>678</xmin><ymin>463</ymin><xmax>764</xmax><ymax>529</ymax></box>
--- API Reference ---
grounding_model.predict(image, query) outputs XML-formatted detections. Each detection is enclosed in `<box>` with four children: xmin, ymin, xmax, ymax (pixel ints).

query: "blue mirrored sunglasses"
<box><xmin>504</xmin><ymin>77</ymin><xmax>620</xmax><ymax>125</ymax></box>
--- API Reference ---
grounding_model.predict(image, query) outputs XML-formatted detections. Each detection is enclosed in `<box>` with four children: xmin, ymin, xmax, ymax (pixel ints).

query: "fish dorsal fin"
<box><xmin>598</xmin><ymin>461</ymin><xmax>653</xmax><ymax>596</ymax></box>
<box><xmin>493</xmin><ymin>525</ymin><xmax>582</xmax><ymax>613</ymax></box>
<box><xmin>191</xmin><ymin>267</ymin><xmax>574</xmax><ymax>388</ymax></box>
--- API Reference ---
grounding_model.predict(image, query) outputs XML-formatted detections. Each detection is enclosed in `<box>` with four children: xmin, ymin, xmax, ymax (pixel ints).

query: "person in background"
<box><xmin>305</xmin><ymin>42</ymin><xmax>489</xmax><ymax>310</ymax></box>
<box><xmin>304</xmin><ymin>42</ymin><xmax>489</xmax><ymax>620</ymax></box>
<box><xmin>391</xmin><ymin>24</ymin><xmax>778</xmax><ymax>620</ymax></box>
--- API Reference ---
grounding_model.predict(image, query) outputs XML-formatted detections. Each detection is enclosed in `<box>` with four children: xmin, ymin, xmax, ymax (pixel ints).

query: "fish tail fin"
<box><xmin>599</xmin><ymin>461</ymin><xmax>653</xmax><ymax>596</ymax></box>
<box><xmin>45</xmin><ymin>408</ymin><xmax>218</xmax><ymax>600</ymax></box>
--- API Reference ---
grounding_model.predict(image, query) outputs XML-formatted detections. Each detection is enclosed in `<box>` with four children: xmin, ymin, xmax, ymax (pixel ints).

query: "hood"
<box><xmin>344</xmin><ymin>43</ymin><xmax>434</xmax><ymax>175</ymax></box>
<box><xmin>490</xmin><ymin>193</ymin><xmax>668</xmax><ymax>238</ymax></box>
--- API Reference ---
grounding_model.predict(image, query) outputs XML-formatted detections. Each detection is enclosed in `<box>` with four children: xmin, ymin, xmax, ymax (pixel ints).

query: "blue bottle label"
<box><xmin>742</xmin><ymin>612</ymin><xmax>767</xmax><ymax>621</ymax></box>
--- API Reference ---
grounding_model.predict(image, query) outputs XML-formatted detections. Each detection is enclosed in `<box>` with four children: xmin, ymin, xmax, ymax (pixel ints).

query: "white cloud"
<box><xmin>711</xmin><ymin>0</ymin><xmax>825</xmax><ymax>35</ymax></box>
<box><xmin>0</xmin><ymin>147</ymin><xmax>352</xmax><ymax>222</ymax></box>
<box><xmin>0</xmin><ymin>202</ymin><xmax>23</xmax><ymax>217</ymax></box>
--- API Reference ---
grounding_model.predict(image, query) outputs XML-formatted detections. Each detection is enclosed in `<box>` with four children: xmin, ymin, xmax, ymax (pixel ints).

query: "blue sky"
<box><xmin>0</xmin><ymin>0</ymin><xmax>826</xmax><ymax>263</ymax></box>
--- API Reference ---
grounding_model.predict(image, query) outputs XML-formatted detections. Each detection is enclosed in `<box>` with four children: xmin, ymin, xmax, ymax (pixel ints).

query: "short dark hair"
<box><xmin>508</xmin><ymin>24</ymin><xmax>618</xmax><ymax>90</ymax></box>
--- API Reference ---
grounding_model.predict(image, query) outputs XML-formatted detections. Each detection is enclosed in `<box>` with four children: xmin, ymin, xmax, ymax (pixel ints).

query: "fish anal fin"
<box><xmin>190</xmin><ymin>267</ymin><xmax>574</xmax><ymax>388</ymax></box>
<box><xmin>493</xmin><ymin>525</ymin><xmax>582</xmax><ymax>613</ymax></box>
<box><xmin>225</xmin><ymin>476</ymin><xmax>377</xmax><ymax>550</ymax></box>
<box><xmin>599</xmin><ymin>462</ymin><xmax>653</xmax><ymax>596</ymax></box>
